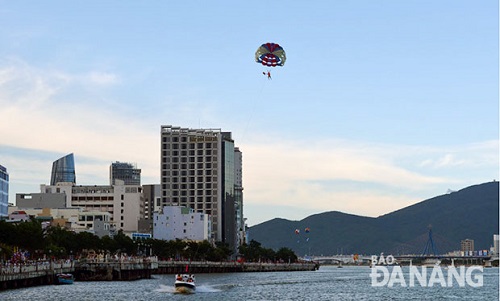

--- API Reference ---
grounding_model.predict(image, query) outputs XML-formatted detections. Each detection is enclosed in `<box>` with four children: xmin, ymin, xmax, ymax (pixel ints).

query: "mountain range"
<box><xmin>248</xmin><ymin>181</ymin><xmax>499</xmax><ymax>256</ymax></box>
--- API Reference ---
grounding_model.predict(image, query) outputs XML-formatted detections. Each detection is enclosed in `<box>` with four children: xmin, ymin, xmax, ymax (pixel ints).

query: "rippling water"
<box><xmin>0</xmin><ymin>266</ymin><xmax>498</xmax><ymax>300</ymax></box>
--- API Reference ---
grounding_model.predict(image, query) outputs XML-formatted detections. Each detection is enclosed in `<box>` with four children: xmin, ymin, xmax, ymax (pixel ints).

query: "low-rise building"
<box><xmin>153</xmin><ymin>206</ymin><xmax>210</xmax><ymax>241</ymax></box>
<box><xmin>461</xmin><ymin>239</ymin><xmax>475</xmax><ymax>253</ymax></box>
<box><xmin>8</xmin><ymin>210</ymin><xmax>30</xmax><ymax>222</ymax></box>
<box><xmin>8</xmin><ymin>206</ymin><xmax>112</xmax><ymax>234</ymax></box>
<box><xmin>16</xmin><ymin>193</ymin><xmax>66</xmax><ymax>208</ymax></box>
<box><xmin>39</xmin><ymin>180</ymin><xmax>142</xmax><ymax>234</ymax></box>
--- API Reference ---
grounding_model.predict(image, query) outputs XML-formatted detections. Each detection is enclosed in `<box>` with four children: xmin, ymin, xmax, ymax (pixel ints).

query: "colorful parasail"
<box><xmin>255</xmin><ymin>43</ymin><xmax>286</xmax><ymax>67</ymax></box>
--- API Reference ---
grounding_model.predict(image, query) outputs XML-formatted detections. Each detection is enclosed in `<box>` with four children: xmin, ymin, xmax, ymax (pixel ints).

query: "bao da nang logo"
<box><xmin>370</xmin><ymin>254</ymin><xmax>483</xmax><ymax>288</ymax></box>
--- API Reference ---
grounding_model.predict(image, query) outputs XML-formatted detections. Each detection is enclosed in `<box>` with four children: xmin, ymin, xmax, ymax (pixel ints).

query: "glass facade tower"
<box><xmin>0</xmin><ymin>165</ymin><xmax>8</xmax><ymax>219</ymax></box>
<box><xmin>110</xmin><ymin>162</ymin><xmax>141</xmax><ymax>185</ymax></box>
<box><xmin>50</xmin><ymin>153</ymin><xmax>76</xmax><ymax>185</ymax></box>
<box><xmin>221</xmin><ymin>132</ymin><xmax>236</xmax><ymax>249</ymax></box>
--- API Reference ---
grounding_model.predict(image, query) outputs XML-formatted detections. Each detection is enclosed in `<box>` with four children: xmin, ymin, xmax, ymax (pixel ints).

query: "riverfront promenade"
<box><xmin>0</xmin><ymin>257</ymin><xmax>319</xmax><ymax>291</ymax></box>
<box><xmin>0</xmin><ymin>260</ymin><xmax>74</xmax><ymax>290</ymax></box>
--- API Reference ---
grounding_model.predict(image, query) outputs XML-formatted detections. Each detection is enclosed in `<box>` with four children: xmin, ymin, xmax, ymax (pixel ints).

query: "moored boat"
<box><xmin>174</xmin><ymin>274</ymin><xmax>195</xmax><ymax>294</ymax></box>
<box><xmin>55</xmin><ymin>273</ymin><xmax>74</xmax><ymax>285</ymax></box>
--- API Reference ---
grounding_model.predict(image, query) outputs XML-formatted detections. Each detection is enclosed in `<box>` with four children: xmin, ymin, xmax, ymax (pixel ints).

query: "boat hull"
<box><xmin>175</xmin><ymin>282</ymin><xmax>195</xmax><ymax>294</ymax></box>
<box><xmin>174</xmin><ymin>273</ymin><xmax>195</xmax><ymax>294</ymax></box>
<box><xmin>55</xmin><ymin>274</ymin><xmax>74</xmax><ymax>285</ymax></box>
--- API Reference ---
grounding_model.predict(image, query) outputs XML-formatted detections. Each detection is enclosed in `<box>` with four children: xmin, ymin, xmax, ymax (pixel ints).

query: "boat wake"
<box><xmin>196</xmin><ymin>284</ymin><xmax>222</xmax><ymax>293</ymax></box>
<box><xmin>155</xmin><ymin>284</ymin><xmax>221</xmax><ymax>294</ymax></box>
<box><xmin>155</xmin><ymin>284</ymin><xmax>176</xmax><ymax>293</ymax></box>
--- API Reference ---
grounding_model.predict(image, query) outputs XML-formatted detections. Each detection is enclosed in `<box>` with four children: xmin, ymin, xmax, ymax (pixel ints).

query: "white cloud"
<box><xmin>418</xmin><ymin>141</ymin><xmax>498</xmax><ymax>169</ymax></box>
<box><xmin>1</xmin><ymin>61</ymin><xmax>497</xmax><ymax>224</ymax></box>
<box><xmin>0</xmin><ymin>61</ymin><xmax>158</xmax><ymax>187</ymax></box>
<box><xmin>239</xmin><ymin>136</ymin><xmax>498</xmax><ymax>223</ymax></box>
<box><xmin>86</xmin><ymin>71</ymin><xmax>119</xmax><ymax>85</ymax></box>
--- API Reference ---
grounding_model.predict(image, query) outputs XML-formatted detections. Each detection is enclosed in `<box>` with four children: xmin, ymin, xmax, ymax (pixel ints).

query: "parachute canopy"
<box><xmin>255</xmin><ymin>43</ymin><xmax>286</xmax><ymax>67</ymax></box>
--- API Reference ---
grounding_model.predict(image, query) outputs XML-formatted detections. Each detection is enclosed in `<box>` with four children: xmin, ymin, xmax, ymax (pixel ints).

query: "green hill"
<box><xmin>248</xmin><ymin>181</ymin><xmax>499</xmax><ymax>255</ymax></box>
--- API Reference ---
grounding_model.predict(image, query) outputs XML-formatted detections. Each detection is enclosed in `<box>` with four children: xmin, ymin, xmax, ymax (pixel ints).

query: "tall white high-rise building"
<box><xmin>160</xmin><ymin>125</ymin><xmax>244</xmax><ymax>251</ymax></box>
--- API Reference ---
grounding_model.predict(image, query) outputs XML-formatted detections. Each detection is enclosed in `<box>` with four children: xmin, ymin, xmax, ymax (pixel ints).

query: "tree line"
<box><xmin>0</xmin><ymin>220</ymin><xmax>297</xmax><ymax>263</ymax></box>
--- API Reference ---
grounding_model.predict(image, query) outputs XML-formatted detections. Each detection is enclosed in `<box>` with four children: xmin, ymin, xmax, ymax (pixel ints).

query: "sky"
<box><xmin>0</xmin><ymin>1</ymin><xmax>498</xmax><ymax>226</ymax></box>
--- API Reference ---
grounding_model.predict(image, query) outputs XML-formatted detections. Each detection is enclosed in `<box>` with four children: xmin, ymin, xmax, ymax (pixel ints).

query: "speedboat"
<box><xmin>55</xmin><ymin>273</ymin><xmax>74</xmax><ymax>285</ymax></box>
<box><xmin>174</xmin><ymin>274</ymin><xmax>196</xmax><ymax>294</ymax></box>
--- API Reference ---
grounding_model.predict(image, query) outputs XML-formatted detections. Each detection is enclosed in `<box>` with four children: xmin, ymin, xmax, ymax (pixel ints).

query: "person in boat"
<box><xmin>176</xmin><ymin>274</ymin><xmax>182</xmax><ymax>281</ymax></box>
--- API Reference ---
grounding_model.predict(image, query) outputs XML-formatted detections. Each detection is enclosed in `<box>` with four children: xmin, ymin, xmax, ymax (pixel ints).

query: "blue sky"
<box><xmin>0</xmin><ymin>1</ymin><xmax>498</xmax><ymax>226</ymax></box>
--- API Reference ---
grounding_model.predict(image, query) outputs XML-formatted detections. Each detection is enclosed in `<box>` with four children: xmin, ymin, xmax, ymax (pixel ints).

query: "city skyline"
<box><xmin>0</xmin><ymin>1</ymin><xmax>498</xmax><ymax>226</ymax></box>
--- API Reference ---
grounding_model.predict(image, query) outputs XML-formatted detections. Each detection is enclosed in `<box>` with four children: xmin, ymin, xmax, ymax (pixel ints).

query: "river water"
<box><xmin>0</xmin><ymin>266</ymin><xmax>498</xmax><ymax>300</ymax></box>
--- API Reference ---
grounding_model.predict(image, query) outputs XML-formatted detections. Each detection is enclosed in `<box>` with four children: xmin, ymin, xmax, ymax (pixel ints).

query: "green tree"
<box><xmin>0</xmin><ymin>221</ymin><xmax>16</xmax><ymax>247</ymax></box>
<box><xmin>276</xmin><ymin>247</ymin><xmax>298</xmax><ymax>263</ymax></box>
<box><xmin>149</xmin><ymin>238</ymin><xmax>170</xmax><ymax>259</ymax></box>
<box><xmin>45</xmin><ymin>226</ymin><xmax>75</xmax><ymax>255</ymax></box>
<box><xmin>101</xmin><ymin>235</ymin><xmax>119</xmax><ymax>254</ymax></box>
<box><xmin>195</xmin><ymin>240</ymin><xmax>214</xmax><ymax>261</ymax></box>
<box><xmin>112</xmin><ymin>231</ymin><xmax>135</xmax><ymax>255</ymax></box>
<box><xmin>14</xmin><ymin>220</ymin><xmax>45</xmax><ymax>254</ymax></box>
<box><xmin>239</xmin><ymin>239</ymin><xmax>262</xmax><ymax>262</ymax></box>
<box><xmin>75</xmin><ymin>231</ymin><xmax>102</xmax><ymax>254</ymax></box>
<box><xmin>239</xmin><ymin>240</ymin><xmax>297</xmax><ymax>263</ymax></box>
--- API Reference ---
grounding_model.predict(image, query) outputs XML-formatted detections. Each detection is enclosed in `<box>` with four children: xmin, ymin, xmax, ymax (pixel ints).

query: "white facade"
<box><xmin>77</xmin><ymin>211</ymin><xmax>112</xmax><ymax>230</ymax></box>
<box><xmin>234</xmin><ymin>147</ymin><xmax>245</xmax><ymax>246</ymax></box>
<box><xmin>7</xmin><ymin>210</ymin><xmax>30</xmax><ymax>221</ymax></box>
<box><xmin>40</xmin><ymin>180</ymin><xmax>141</xmax><ymax>233</ymax></box>
<box><xmin>153</xmin><ymin>206</ymin><xmax>210</xmax><ymax>241</ymax></box>
<box><xmin>8</xmin><ymin>206</ymin><xmax>112</xmax><ymax>233</ymax></box>
<box><xmin>494</xmin><ymin>234</ymin><xmax>499</xmax><ymax>256</ymax></box>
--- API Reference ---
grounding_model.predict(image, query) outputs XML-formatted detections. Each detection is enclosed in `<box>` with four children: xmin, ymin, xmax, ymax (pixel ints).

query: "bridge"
<box><xmin>308</xmin><ymin>254</ymin><xmax>496</xmax><ymax>266</ymax></box>
<box><xmin>394</xmin><ymin>254</ymin><xmax>494</xmax><ymax>266</ymax></box>
<box><xmin>307</xmin><ymin>255</ymin><xmax>371</xmax><ymax>265</ymax></box>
